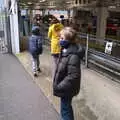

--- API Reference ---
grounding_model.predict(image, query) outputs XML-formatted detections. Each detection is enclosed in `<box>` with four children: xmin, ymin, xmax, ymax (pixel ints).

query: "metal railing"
<box><xmin>78</xmin><ymin>33</ymin><xmax>120</xmax><ymax>79</ymax></box>
<box><xmin>43</xmin><ymin>31</ymin><xmax>120</xmax><ymax>79</ymax></box>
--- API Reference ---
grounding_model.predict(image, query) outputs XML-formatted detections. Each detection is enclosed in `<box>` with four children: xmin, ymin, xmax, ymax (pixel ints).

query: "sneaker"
<box><xmin>37</xmin><ymin>68</ymin><xmax>41</xmax><ymax>72</ymax></box>
<box><xmin>33</xmin><ymin>72</ymin><xmax>38</xmax><ymax>77</ymax></box>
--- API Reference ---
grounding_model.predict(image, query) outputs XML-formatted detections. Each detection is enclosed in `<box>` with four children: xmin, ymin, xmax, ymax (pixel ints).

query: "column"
<box><xmin>67</xmin><ymin>9</ymin><xmax>70</xmax><ymax>26</ymax></box>
<box><xmin>42</xmin><ymin>9</ymin><xmax>45</xmax><ymax>17</ymax></box>
<box><xmin>96</xmin><ymin>7</ymin><xmax>108</xmax><ymax>39</ymax></box>
<box><xmin>86</xmin><ymin>0</ymin><xmax>88</xmax><ymax>4</ymax></box>
<box><xmin>10</xmin><ymin>0</ymin><xmax>20</xmax><ymax>54</ymax></box>
<box><xmin>4</xmin><ymin>8</ymin><xmax>12</xmax><ymax>53</ymax></box>
<box><xmin>24</xmin><ymin>10</ymin><xmax>29</xmax><ymax>36</ymax></box>
<box><xmin>29</xmin><ymin>9</ymin><xmax>33</xmax><ymax>32</ymax></box>
<box><xmin>67</xmin><ymin>9</ymin><xmax>70</xmax><ymax>19</ymax></box>
<box><xmin>81</xmin><ymin>0</ymin><xmax>84</xmax><ymax>4</ymax></box>
<box><xmin>72</xmin><ymin>7</ymin><xmax>77</xmax><ymax>19</ymax></box>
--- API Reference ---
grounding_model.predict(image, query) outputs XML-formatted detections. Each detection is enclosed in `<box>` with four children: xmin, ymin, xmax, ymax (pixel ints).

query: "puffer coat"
<box><xmin>29</xmin><ymin>35</ymin><xmax>43</xmax><ymax>56</ymax></box>
<box><xmin>53</xmin><ymin>44</ymin><xmax>85</xmax><ymax>97</ymax></box>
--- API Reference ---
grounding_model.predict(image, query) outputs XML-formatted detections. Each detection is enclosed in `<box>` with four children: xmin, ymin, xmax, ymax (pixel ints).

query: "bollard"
<box><xmin>85</xmin><ymin>34</ymin><xmax>89</xmax><ymax>67</ymax></box>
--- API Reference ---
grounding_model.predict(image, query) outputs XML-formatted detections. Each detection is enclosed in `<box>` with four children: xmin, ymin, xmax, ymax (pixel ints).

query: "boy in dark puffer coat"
<box><xmin>29</xmin><ymin>26</ymin><xmax>43</xmax><ymax>76</ymax></box>
<box><xmin>53</xmin><ymin>27</ymin><xmax>85</xmax><ymax>120</ymax></box>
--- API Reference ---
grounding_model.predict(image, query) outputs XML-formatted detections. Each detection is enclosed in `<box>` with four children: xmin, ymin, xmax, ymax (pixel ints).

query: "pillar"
<box><xmin>42</xmin><ymin>9</ymin><xmax>45</xmax><ymax>17</ymax></box>
<box><xmin>4</xmin><ymin>8</ymin><xmax>12</xmax><ymax>53</ymax></box>
<box><xmin>96</xmin><ymin>7</ymin><xmax>108</xmax><ymax>39</ymax></box>
<box><xmin>29</xmin><ymin>9</ymin><xmax>33</xmax><ymax>32</ymax></box>
<box><xmin>81</xmin><ymin>0</ymin><xmax>84</xmax><ymax>4</ymax></box>
<box><xmin>86</xmin><ymin>0</ymin><xmax>89</xmax><ymax>4</ymax></box>
<box><xmin>10</xmin><ymin>0</ymin><xmax>20</xmax><ymax>54</ymax></box>
<box><xmin>67</xmin><ymin>9</ymin><xmax>70</xmax><ymax>19</ymax></box>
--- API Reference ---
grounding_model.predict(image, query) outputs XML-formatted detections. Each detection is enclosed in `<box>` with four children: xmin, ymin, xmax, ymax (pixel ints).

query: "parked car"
<box><xmin>92</xmin><ymin>17</ymin><xmax>120</xmax><ymax>35</ymax></box>
<box><xmin>106</xmin><ymin>18</ymin><xmax>120</xmax><ymax>35</ymax></box>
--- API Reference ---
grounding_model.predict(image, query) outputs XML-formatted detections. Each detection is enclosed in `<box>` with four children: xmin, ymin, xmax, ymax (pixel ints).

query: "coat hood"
<box><xmin>62</xmin><ymin>44</ymin><xmax>85</xmax><ymax>59</ymax></box>
<box><xmin>53</xmin><ymin>23</ymin><xmax>64</xmax><ymax>32</ymax></box>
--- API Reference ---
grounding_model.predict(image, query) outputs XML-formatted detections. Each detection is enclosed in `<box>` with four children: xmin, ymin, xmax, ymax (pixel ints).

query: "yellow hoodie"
<box><xmin>48</xmin><ymin>23</ymin><xmax>64</xmax><ymax>54</ymax></box>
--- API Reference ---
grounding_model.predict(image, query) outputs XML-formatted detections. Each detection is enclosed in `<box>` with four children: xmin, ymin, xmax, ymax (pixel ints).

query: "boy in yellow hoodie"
<box><xmin>48</xmin><ymin>19</ymin><xmax>64</xmax><ymax>65</ymax></box>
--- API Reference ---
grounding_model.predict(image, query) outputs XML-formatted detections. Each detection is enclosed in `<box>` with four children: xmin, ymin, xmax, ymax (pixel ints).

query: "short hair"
<box><xmin>51</xmin><ymin>18</ymin><xmax>59</xmax><ymax>24</ymax></box>
<box><xmin>60</xmin><ymin>27</ymin><xmax>77</xmax><ymax>42</ymax></box>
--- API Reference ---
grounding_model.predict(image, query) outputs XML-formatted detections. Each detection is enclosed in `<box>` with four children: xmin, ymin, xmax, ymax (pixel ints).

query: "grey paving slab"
<box><xmin>0</xmin><ymin>54</ymin><xmax>59</xmax><ymax>120</ymax></box>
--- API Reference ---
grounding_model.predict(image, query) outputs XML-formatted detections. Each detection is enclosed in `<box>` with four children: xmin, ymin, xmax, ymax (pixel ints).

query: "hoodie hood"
<box><xmin>62</xmin><ymin>44</ymin><xmax>85</xmax><ymax>59</ymax></box>
<box><xmin>53</xmin><ymin>23</ymin><xmax>64</xmax><ymax>32</ymax></box>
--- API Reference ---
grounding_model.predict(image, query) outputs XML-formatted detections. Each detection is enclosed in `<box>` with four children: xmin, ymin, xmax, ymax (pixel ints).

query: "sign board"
<box><xmin>21</xmin><ymin>10</ymin><xmax>27</xmax><ymax>16</ymax></box>
<box><xmin>105</xmin><ymin>42</ymin><xmax>113</xmax><ymax>54</ymax></box>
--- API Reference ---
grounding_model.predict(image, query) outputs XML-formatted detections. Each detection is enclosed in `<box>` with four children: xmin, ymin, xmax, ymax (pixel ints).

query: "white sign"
<box><xmin>105</xmin><ymin>42</ymin><xmax>113</xmax><ymax>54</ymax></box>
<box><xmin>21</xmin><ymin>10</ymin><xmax>27</xmax><ymax>16</ymax></box>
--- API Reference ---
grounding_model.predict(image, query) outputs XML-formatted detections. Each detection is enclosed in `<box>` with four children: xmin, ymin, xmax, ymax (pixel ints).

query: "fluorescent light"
<box><xmin>20</xmin><ymin>3</ymin><xmax>26</xmax><ymax>6</ymax></box>
<box><xmin>66</xmin><ymin>1</ymin><xmax>71</xmax><ymax>4</ymax></box>
<box><xmin>109</xmin><ymin>6</ymin><xmax>116</xmax><ymax>9</ymax></box>
<box><xmin>27</xmin><ymin>2</ymin><xmax>32</xmax><ymax>5</ymax></box>
<box><xmin>39</xmin><ymin>0</ymin><xmax>46</xmax><ymax>3</ymax></box>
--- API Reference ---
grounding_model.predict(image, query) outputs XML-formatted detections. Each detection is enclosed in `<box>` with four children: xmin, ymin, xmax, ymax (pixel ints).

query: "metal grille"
<box><xmin>0</xmin><ymin>6</ymin><xmax>8</xmax><ymax>53</ymax></box>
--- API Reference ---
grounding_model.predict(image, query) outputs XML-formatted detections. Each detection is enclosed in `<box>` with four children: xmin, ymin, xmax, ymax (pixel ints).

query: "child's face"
<box><xmin>60</xmin><ymin>33</ymin><xmax>66</xmax><ymax>40</ymax></box>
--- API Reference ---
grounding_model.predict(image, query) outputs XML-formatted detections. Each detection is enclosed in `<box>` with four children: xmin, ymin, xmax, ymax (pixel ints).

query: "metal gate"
<box><xmin>0</xmin><ymin>6</ymin><xmax>12</xmax><ymax>53</ymax></box>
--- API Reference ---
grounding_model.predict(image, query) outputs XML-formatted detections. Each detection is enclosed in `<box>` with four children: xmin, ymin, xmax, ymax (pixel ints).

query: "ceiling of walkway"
<box><xmin>19</xmin><ymin>0</ymin><xmax>120</xmax><ymax>10</ymax></box>
<box><xmin>19</xmin><ymin>0</ymin><xmax>72</xmax><ymax>9</ymax></box>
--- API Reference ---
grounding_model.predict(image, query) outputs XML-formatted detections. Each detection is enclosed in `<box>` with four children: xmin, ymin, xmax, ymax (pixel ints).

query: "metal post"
<box><xmin>85</xmin><ymin>34</ymin><xmax>89</xmax><ymax>67</ymax></box>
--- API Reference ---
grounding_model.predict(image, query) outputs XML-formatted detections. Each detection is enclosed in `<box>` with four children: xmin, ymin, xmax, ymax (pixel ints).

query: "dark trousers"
<box><xmin>52</xmin><ymin>54</ymin><xmax>59</xmax><ymax>78</ymax></box>
<box><xmin>61</xmin><ymin>97</ymin><xmax>74</xmax><ymax>120</ymax></box>
<box><xmin>52</xmin><ymin>54</ymin><xmax>59</xmax><ymax>66</ymax></box>
<box><xmin>32</xmin><ymin>54</ymin><xmax>40</xmax><ymax>72</ymax></box>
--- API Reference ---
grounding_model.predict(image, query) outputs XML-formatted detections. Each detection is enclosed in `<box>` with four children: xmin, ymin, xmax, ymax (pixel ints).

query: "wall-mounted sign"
<box><xmin>21</xmin><ymin>10</ymin><xmax>27</xmax><ymax>16</ymax></box>
<box><xmin>105</xmin><ymin>42</ymin><xmax>113</xmax><ymax>54</ymax></box>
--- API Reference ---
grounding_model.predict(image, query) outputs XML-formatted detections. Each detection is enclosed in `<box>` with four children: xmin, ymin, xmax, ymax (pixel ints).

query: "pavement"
<box><xmin>16</xmin><ymin>46</ymin><xmax>120</xmax><ymax>120</ymax></box>
<box><xmin>0</xmin><ymin>53</ymin><xmax>59</xmax><ymax>120</ymax></box>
